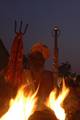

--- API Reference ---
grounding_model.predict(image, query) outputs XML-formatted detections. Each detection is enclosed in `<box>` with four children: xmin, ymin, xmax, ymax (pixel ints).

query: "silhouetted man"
<box><xmin>23</xmin><ymin>43</ymin><xmax>54</xmax><ymax>110</ymax></box>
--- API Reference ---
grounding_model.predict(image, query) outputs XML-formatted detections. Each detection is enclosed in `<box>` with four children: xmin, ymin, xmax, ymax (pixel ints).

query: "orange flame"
<box><xmin>0</xmin><ymin>85</ymin><xmax>38</xmax><ymax>120</ymax></box>
<box><xmin>0</xmin><ymin>79</ymin><xmax>69</xmax><ymax>120</ymax></box>
<box><xmin>46</xmin><ymin>79</ymin><xmax>69</xmax><ymax>120</ymax></box>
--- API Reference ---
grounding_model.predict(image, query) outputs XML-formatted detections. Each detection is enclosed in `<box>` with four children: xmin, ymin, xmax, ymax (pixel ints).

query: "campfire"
<box><xmin>45</xmin><ymin>79</ymin><xmax>69</xmax><ymax>120</ymax></box>
<box><xmin>0</xmin><ymin>85</ymin><xmax>38</xmax><ymax>120</ymax></box>
<box><xmin>0</xmin><ymin>79</ymin><xmax>70</xmax><ymax>120</ymax></box>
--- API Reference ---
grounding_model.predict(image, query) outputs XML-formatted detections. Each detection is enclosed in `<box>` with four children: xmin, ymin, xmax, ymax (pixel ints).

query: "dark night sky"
<box><xmin>0</xmin><ymin>0</ymin><xmax>80</xmax><ymax>73</ymax></box>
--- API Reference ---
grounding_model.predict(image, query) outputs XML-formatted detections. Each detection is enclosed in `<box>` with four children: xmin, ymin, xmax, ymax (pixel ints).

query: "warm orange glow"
<box><xmin>0</xmin><ymin>85</ymin><xmax>38</xmax><ymax>120</ymax></box>
<box><xmin>46</xmin><ymin>79</ymin><xmax>69</xmax><ymax>120</ymax></box>
<box><xmin>0</xmin><ymin>78</ymin><xmax>69</xmax><ymax>120</ymax></box>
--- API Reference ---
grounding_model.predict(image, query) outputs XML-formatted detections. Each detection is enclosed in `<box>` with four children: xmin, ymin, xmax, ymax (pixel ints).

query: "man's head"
<box><xmin>28</xmin><ymin>43</ymin><xmax>50</xmax><ymax>69</ymax></box>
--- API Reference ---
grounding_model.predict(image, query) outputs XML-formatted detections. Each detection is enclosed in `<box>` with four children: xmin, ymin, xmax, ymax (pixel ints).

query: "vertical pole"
<box><xmin>54</xmin><ymin>26</ymin><xmax>59</xmax><ymax>71</ymax></box>
<box><xmin>52</xmin><ymin>26</ymin><xmax>60</xmax><ymax>87</ymax></box>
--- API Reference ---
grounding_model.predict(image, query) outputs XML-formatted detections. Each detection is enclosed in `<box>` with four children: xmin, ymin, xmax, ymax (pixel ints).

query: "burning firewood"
<box><xmin>28</xmin><ymin>109</ymin><xmax>58</xmax><ymax>120</ymax></box>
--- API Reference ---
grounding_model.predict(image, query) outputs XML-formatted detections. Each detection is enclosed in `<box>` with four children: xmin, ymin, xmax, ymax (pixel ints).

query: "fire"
<box><xmin>0</xmin><ymin>85</ymin><xmax>38</xmax><ymax>120</ymax></box>
<box><xmin>46</xmin><ymin>79</ymin><xmax>70</xmax><ymax>120</ymax></box>
<box><xmin>0</xmin><ymin>79</ymin><xmax>69</xmax><ymax>120</ymax></box>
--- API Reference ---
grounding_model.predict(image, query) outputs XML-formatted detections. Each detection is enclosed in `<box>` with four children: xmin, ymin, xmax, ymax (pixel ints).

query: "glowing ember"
<box><xmin>0</xmin><ymin>85</ymin><xmax>38</xmax><ymax>120</ymax></box>
<box><xmin>46</xmin><ymin>79</ymin><xmax>70</xmax><ymax>120</ymax></box>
